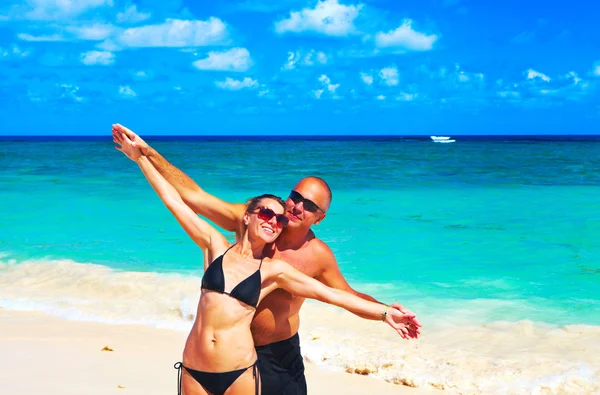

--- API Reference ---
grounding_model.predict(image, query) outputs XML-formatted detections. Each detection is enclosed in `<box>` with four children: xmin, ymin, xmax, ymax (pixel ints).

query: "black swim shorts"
<box><xmin>255</xmin><ymin>333</ymin><xmax>307</xmax><ymax>395</ymax></box>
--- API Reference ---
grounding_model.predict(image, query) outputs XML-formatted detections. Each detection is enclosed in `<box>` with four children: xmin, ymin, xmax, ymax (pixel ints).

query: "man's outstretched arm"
<box><xmin>313</xmin><ymin>241</ymin><xmax>381</xmax><ymax>305</ymax></box>
<box><xmin>313</xmin><ymin>240</ymin><xmax>421</xmax><ymax>336</ymax></box>
<box><xmin>112</xmin><ymin>124</ymin><xmax>246</xmax><ymax>233</ymax></box>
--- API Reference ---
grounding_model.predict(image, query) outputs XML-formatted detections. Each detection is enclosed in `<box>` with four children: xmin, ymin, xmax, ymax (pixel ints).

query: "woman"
<box><xmin>114</xmin><ymin>132</ymin><xmax>417</xmax><ymax>395</ymax></box>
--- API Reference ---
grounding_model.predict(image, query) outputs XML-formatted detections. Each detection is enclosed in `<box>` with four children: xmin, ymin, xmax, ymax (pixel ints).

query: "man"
<box><xmin>112</xmin><ymin>124</ymin><xmax>421</xmax><ymax>395</ymax></box>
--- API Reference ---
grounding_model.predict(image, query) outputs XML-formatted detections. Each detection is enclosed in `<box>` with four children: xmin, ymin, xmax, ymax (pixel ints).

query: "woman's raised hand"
<box><xmin>113</xmin><ymin>128</ymin><xmax>143</xmax><ymax>161</ymax></box>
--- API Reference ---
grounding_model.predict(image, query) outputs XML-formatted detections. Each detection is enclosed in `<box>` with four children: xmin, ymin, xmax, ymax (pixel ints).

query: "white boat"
<box><xmin>430</xmin><ymin>136</ymin><xmax>456</xmax><ymax>143</ymax></box>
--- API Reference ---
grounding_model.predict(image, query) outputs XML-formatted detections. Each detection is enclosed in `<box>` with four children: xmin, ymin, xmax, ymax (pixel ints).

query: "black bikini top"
<box><xmin>201</xmin><ymin>245</ymin><xmax>263</xmax><ymax>308</ymax></box>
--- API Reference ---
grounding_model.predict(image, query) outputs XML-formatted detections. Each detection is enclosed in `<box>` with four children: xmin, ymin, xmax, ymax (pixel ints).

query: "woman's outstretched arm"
<box><xmin>115</xmin><ymin>132</ymin><xmax>227</xmax><ymax>256</ymax></box>
<box><xmin>270</xmin><ymin>260</ymin><xmax>421</xmax><ymax>339</ymax></box>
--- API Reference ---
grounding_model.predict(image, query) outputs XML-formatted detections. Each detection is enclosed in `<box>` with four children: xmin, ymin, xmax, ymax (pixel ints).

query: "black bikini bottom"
<box><xmin>174</xmin><ymin>360</ymin><xmax>260</xmax><ymax>395</ymax></box>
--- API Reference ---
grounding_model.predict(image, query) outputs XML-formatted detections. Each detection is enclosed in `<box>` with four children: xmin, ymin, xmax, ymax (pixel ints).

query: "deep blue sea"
<box><xmin>1</xmin><ymin>135</ymin><xmax>599</xmax><ymax>327</ymax></box>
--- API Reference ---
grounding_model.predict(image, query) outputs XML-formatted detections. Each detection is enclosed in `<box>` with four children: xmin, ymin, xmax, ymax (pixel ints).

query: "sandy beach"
<box><xmin>0</xmin><ymin>309</ymin><xmax>431</xmax><ymax>395</ymax></box>
<box><xmin>3</xmin><ymin>305</ymin><xmax>599</xmax><ymax>395</ymax></box>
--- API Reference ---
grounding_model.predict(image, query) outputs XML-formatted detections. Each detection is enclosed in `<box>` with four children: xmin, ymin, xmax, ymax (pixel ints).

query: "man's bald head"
<box><xmin>294</xmin><ymin>176</ymin><xmax>332</xmax><ymax>212</ymax></box>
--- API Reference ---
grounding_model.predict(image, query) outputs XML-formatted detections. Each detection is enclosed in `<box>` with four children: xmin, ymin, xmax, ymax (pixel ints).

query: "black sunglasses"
<box><xmin>288</xmin><ymin>190</ymin><xmax>324</xmax><ymax>213</ymax></box>
<box><xmin>253</xmin><ymin>206</ymin><xmax>289</xmax><ymax>228</ymax></box>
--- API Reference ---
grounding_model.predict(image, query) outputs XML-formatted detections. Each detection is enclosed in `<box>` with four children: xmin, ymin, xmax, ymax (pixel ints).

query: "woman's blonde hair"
<box><xmin>246</xmin><ymin>194</ymin><xmax>286</xmax><ymax>213</ymax></box>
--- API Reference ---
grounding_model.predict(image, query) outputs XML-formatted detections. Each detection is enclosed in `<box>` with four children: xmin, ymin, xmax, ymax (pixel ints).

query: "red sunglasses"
<box><xmin>253</xmin><ymin>207</ymin><xmax>289</xmax><ymax>228</ymax></box>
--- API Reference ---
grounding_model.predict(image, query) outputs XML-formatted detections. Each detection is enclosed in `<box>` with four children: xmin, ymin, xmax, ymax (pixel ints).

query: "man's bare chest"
<box><xmin>273</xmin><ymin>248</ymin><xmax>320</xmax><ymax>278</ymax></box>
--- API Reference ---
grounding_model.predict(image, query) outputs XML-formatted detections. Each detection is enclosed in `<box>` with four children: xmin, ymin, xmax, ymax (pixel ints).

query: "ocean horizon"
<box><xmin>2</xmin><ymin>134</ymin><xmax>600</xmax><ymax>141</ymax></box>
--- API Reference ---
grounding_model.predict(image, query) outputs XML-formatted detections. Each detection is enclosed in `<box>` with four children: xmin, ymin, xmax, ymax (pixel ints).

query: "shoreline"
<box><xmin>0</xmin><ymin>309</ymin><xmax>432</xmax><ymax>395</ymax></box>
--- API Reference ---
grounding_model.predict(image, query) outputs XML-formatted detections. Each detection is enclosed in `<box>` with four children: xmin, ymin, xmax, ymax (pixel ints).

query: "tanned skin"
<box><xmin>112</xmin><ymin>124</ymin><xmax>421</xmax><ymax>345</ymax></box>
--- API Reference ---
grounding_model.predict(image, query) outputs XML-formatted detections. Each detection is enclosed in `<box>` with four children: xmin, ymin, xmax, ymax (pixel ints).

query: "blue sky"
<box><xmin>0</xmin><ymin>0</ymin><xmax>599</xmax><ymax>135</ymax></box>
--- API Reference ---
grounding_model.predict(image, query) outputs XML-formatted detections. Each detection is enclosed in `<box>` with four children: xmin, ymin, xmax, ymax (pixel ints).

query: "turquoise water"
<box><xmin>2</xmin><ymin>137</ymin><xmax>599</xmax><ymax>326</ymax></box>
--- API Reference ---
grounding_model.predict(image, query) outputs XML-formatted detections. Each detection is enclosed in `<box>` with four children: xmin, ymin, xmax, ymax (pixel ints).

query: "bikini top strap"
<box><xmin>223</xmin><ymin>243</ymin><xmax>263</xmax><ymax>270</ymax></box>
<box><xmin>258</xmin><ymin>256</ymin><xmax>264</xmax><ymax>270</ymax></box>
<box><xmin>223</xmin><ymin>244</ymin><xmax>236</xmax><ymax>257</ymax></box>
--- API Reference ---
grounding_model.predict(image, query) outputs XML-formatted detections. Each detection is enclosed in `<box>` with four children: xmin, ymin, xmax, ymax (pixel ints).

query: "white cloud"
<box><xmin>258</xmin><ymin>89</ymin><xmax>270</xmax><ymax>97</ymax></box>
<box><xmin>119</xmin><ymin>85</ymin><xmax>136</xmax><ymax>97</ymax></box>
<box><xmin>526</xmin><ymin>69</ymin><xmax>550</xmax><ymax>82</ymax></box>
<box><xmin>497</xmin><ymin>91</ymin><xmax>520</xmax><ymax>99</ymax></box>
<box><xmin>80</xmin><ymin>50</ymin><xmax>115</xmax><ymax>66</ymax></box>
<box><xmin>565</xmin><ymin>71</ymin><xmax>582</xmax><ymax>84</ymax></box>
<box><xmin>24</xmin><ymin>0</ymin><xmax>114</xmax><ymax>21</ymax></box>
<box><xmin>442</xmin><ymin>64</ymin><xmax>484</xmax><ymax>87</ymax></box>
<box><xmin>376</xmin><ymin>94</ymin><xmax>386</xmax><ymax>100</ymax></box>
<box><xmin>282</xmin><ymin>49</ymin><xmax>327</xmax><ymax>70</ymax></box>
<box><xmin>379</xmin><ymin>66</ymin><xmax>399</xmax><ymax>86</ymax></box>
<box><xmin>417</xmin><ymin>63</ymin><xmax>485</xmax><ymax>98</ymax></box>
<box><xmin>134</xmin><ymin>70</ymin><xmax>149</xmax><ymax>79</ymax></box>
<box><xmin>96</xmin><ymin>39</ymin><xmax>120</xmax><ymax>51</ymax></box>
<box><xmin>115</xmin><ymin>18</ymin><xmax>229</xmax><ymax>48</ymax></box>
<box><xmin>283</xmin><ymin>51</ymin><xmax>299</xmax><ymax>70</ymax></box>
<box><xmin>58</xmin><ymin>83</ymin><xmax>84</xmax><ymax>102</ymax></box>
<box><xmin>18</xmin><ymin>23</ymin><xmax>115</xmax><ymax>43</ymax></box>
<box><xmin>497</xmin><ymin>68</ymin><xmax>592</xmax><ymax>103</ymax></box>
<box><xmin>456</xmin><ymin>69</ymin><xmax>483</xmax><ymax>83</ymax></box>
<box><xmin>318</xmin><ymin>74</ymin><xmax>340</xmax><ymax>93</ymax></box>
<box><xmin>375</xmin><ymin>19</ymin><xmax>437</xmax><ymax>51</ymax></box>
<box><xmin>193</xmin><ymin>48</ymin><xmax>252</xmax><ymax>72</ymax></box>
<box><xmin>397</xmin><ymin>92</ymin><xmax>417</xmax><ymax>101</ymax></box>
<box><xmin>359</xmin><ymin>72</ymin><xmax>373</xmax><ymax>85</ymax></box>
<box><xmin>0</xmin><ymin>45</ymin><xmax>31</xmax><ymax>59</ymax></box>
<box><xmin>17</xmin><ymin>33</ymin><xmax>64</xmax><ymax>42</ymax></box>
<box><xmin>319</xmin><ymin>74</ymin><xmax>331</xmax><ymax>84</ymax></box>
<box><xmin>67</xmin><ymin>23</ymin><xmax>115</xmax><ymax>41</ymax></box>
<box><xmin>215</xmin><ymin>77</ymin><xmax>258</xmax><ymax>90</ymax></box>
<box><xmin>274</xmin><ymin>0</ymin><xmax>363</xmax><ymax>37</ymax></box>
<box><xmin>304</xmin><ymin>50</ymin><xmax>327</xmax><ymax>66</ymax></box>
<box><xmin>116</xmin><ymin>4</ymin><xmax>151</xmax><ymax>24</ymax></box>
<box><xmin>315</xmin><ymin>51</ymin><xmax>327</xmax><ymax>64</ymax></box>
<box><xmin>313</xmin><ymin>89</ymin><xmax>324</xmax><ymax>99</ymax></box>
<box><xmin>593</xmin><ymin>63</ymin><xmax>600</xmax><ymax>77</ymax></box>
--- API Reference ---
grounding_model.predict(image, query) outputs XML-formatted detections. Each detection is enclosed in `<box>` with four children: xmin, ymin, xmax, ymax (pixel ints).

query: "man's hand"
<box><xmin>114</xmin><ymin>128</ymin><xmax>143</xmax><ymax>161</ymax></box>
<box><xmin>385</xmin><ymin>307</ymin><xmax>421</xmax><ymax>340</ymax></box>
<box><xmin>390</xmin><ymin>302</ymin><xmax>421</xmax><ymax>339</ymax></box>
<box><xmin>112</xmin><ymin>124</ymin><xmax>150</xmax><ymax>156</ymax></box>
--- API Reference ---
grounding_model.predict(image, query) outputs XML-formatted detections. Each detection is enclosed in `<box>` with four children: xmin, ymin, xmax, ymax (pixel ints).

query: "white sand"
<box><xmin>0</xmin><ymin>309</ymin><xmax>431</xmax><ymax>395</ymax></box>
